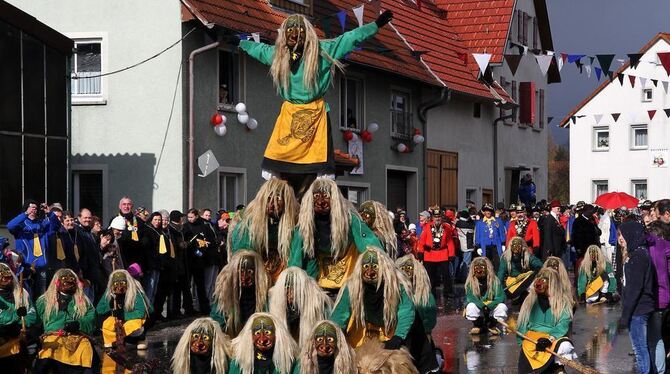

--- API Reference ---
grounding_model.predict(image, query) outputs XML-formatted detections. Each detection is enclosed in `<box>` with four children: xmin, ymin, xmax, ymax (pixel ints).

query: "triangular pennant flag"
<box><xmin>535</xmin><ymin>54</ymin><xmax>553</xmax><ymax>76</ymax></box>
<box><xmin>473</xmin><ymin>53</ymin><xmax>492</xmax><ymax>75</ymax></box>
<box><xmin>571</xmin><ymin>116</ymin><xmax>577</xmax><ymax>125</ymax></box>
<box><xmin>556</xmin><ymin>54</ymin><xmax>564</xmax><ymax>72</ymax></box>
<box><xmin>617</xmin><ymin>73</ymin><xmax>625</xmax><ymax>86</ymax></box>
<box><xmin>663</xmin><ymin>81</ymin><xmax>669</xmax><ymax>94</ymax></box>
<box><xmin>575</xmin><ymin>60</ymin><xmax>583</xmax><ymax>73</ymax></box>
<box><xmin>664</xmin><ymin>109</ymin><xmax>670</xmax><ymax>118</ymax></box>
<box><xmin>585</xmin><ymin>64</ymin><xmax>592</xmax><ymax>78</ymax></box>
<box><xmin>504</xmin><ymin>54</ymin><xmax>523</xmax><ymax>76</ymax></box>
<box><xmin>629</xmin><ymin>75</ymin><xmax>636</xmax><ymax>88</ymax></box>
<box><xmin>352</xmin><ymin>4</ymin><xmax>365</xmax><ymax>27</ymax></box>
<box><xmin>611</xmin><ymin>113</ymin><xmax>621</xmax><ymax>122</ymax></box>
<box><xmin>251</xmin><ymin>32</ymin><xmax>260</xmax><ymax>43</ymax></box>
<box><xmin>594</xmin><ymin>67</ymin><xmax>602</xmax><ymax>81</ymax></box>
<box><xmin>658</xmin><ymin>52</ymin><xmax>670</xmax><ymax>75</ymax></box>
<box><xmin>596</xmin><ymin>54</ymin><xmax>615</xmax><ymax>73</ymax></box>
<box><xmin>568</xmin><ymin>54</ymin><xmax>585</xmax><ymax>63</ymax></box>
<box><xmin>594</xmin><ymin>114</ymin><xmax>603</xmax><ymax>125</ymax></box>
<box><xmin>648</xmin><ymin>110</ymin><xmax>657</xmax><ymax>120</ymax></box>
<box><xmin>607</xmin><ymin>71</ymin><xmax>615</xmax><ymax>82</ymax></box>
<box><xmin>640</xmin><ymin>77</ymin><xmax>647</xmax><ymax>88</ymax></box>
<box><xmin>457</xmin><ymin>52</ymin><xmax>468</xmax><ymax>65</ymax></box>
<box><xmin>628</xmin><ymin>53</ymin><xmax>643</xmax><ymax>69</ymax></box>
<box><xmin>523</xmin><ymin>45</ymin><xmax>529</xmax><ymax>55</ymax></box>
<box><xmin>652</xmin><ymin>79</ymin><xmax>659</xmax><ymax>87</ymax></box>
<box><xmin>336</xmin><ymin>10</ymin><xmax>347</xmax><ymax>33</ymax></box>
<box><xmin>547</xmin><ymin>116</ymin><xmax>554</xmax><ymax>125</ymax></box>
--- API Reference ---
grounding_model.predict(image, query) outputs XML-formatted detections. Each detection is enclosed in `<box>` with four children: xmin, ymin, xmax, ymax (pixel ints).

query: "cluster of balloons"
<box><xmin>342</xmin><ymin>122</ymin><xmax>380</xmax><ymax>143</ymax></box>
<box><xmin>210</xmin><ymin>102</ymin><xmax>259</xmax><ymax>137</ymax></box>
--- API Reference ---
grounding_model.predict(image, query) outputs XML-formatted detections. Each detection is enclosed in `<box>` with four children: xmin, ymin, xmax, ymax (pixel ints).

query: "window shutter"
<box><xmin>519</xmin><ymin>81</ymin><xmax>536</xmax><ymax>124</ymax></box>
<box><xmin>539</xmin><ymin>89</ymin><xmax>545</xmax><ymax>127</ymax></box>
<box><xmin>532</xmin><ymin>18</ymin><xmax>538</xmax><ymax>49</ymax></box>
<box><xmin>517</xmin><ymin>11</ymin><xmax>523</xmax><ymax>43</ymax></box>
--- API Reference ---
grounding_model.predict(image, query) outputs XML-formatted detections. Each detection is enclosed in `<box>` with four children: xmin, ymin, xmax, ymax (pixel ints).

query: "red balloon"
<box><xmin>343</xmin><ymin>130</ymin><xmax>354</xmax><ymax>141</ymax></box>
<box><xmin>211</xmin><ymin>113</ymin><xmax>223</xmax><ymax>126</ymax></box>
<box><xmin>361</xmin><ymin>130</ymin><xmax>372</xmax><ymax>143</ymax></box>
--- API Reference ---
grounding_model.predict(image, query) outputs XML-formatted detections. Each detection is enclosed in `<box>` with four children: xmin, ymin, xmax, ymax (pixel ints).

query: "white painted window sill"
<box><xmin>630</xmin><ymin>147</ymin><xmax>649</xmax><ymax>151</ymax></box>
<box><xmin>592</xmin><ymin>148</ymin><xmax>609</xmax><ymax>152</ymax></box>
<box><xmin>72</xmin><ymin>97</ymin><xmax>107</xmax><ymax>106</ymax></box>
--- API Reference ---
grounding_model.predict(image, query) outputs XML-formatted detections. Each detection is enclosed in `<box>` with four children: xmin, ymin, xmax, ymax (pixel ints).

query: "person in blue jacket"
<box><xmin>7</xmin><ymin>200</ymin><xmax>61</xmax><ymax>300</ymax></box>
<box><xmin>475</xmin><ymin>204</ymin><xmax>506</xmax><ymax>271</ymax></box>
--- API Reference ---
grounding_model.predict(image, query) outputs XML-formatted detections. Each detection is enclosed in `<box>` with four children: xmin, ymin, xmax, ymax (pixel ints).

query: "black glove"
<box><xmin>64</xmin><ymin>321</ymin><xmax>80</xmax><ymax>334</ymax></box>
<box><xmin>417</xmin><ymin>252</ymin><xmax>424</xmax><ymax>262</ymax></box>
<box><xmin>15</xmin><ymin>306</ymin><xmax>27</xmax><ymax>317</ymax></box>
<box><xmin>535</xmin><ymin>337</ymin><xmax>552</xmax><ymax>352</ymax></box>
<box><xmin>113</xmin><ymin>308</ymin><xmax>124</xmax><ymax>320</ymax></box>
<box><xmin>384</xmin><ymin>336</ymin><xmax>404</xmax><ymax>350</ymax></box>
<box><xmin>375</xmin><ymin>10</ymin><xmax>393</xmax><ymax>28</ymax></box>
<box><xmin>482</xmin><ymin>305</ymin><xmax>490</xmax><ymax>316</ymax></box>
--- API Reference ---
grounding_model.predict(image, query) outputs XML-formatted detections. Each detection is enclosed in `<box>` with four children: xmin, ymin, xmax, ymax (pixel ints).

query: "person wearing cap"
<box><xmin>506</xmin><ymin>204</ymin><xmax>540</xmax><ymax>255</ymax></box>
<box><xmin>506</xmin><ymin>204</ymin><xmax>518</xmax><ymax>229</ymax></box>
<box><xmin>418</xmin><ymin>207</ymin><xmax>456</xmax><ymax>301</ymax></box>
<box><xmin>540</xmin><ymin>200</ymin><xmax>567</xmax><ymax>262</ymax></box>
<box><xmin>415</xmin><ymin>210</ymin><xmax>431</xmax><ymax>238</ymax></box>
<box><xmin>474</xmin><ymin>203</ymin><xmax>506</xmax><ymax>271</ymax></box>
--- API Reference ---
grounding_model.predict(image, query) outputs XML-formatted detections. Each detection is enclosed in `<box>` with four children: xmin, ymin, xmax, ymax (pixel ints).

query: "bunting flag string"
<box><xmin>535</xmin><ymin>54</ymin><xmax>553</xmax><ymax>76</ymax></box>
<box><xmin>473</xmin><ymin>53</ymin><xmax>492</xmax><ymax>75</ymax></box>
<box><xmin>504</xmin><ymin>54</ymin><xmax>523</xmax><ymax>75</ymax></box>
<box><xmin>565</xmin><ymin>107</ymin><xmax>670</xmax><ymax>126</ymax></box>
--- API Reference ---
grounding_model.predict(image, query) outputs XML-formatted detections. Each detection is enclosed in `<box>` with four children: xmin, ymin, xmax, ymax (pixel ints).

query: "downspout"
<box><xmin>417</xmin><ymin>87</ymin><xmax>449</xmax><ymax>209</ymax></box>
<box><xmin>493</xmin><ymin>112</ymin><xmax>514</xmax><ymax>205</ymax></box>
<box><xmin>188</xmin><ymin>42</ymin><xmax>219</xmax><ymax>209</ymax></box>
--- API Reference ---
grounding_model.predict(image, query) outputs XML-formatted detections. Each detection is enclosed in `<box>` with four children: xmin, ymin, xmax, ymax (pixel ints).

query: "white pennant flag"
<box><xmin>473</xmin><ymin>53</ymin><xmax>492</xmax><ymax>75</ymax></box>
<box><xmin>585</xmin><ymin>64</ymin><xmax>592</xmax><ymax>78</ymax></box>
<box><xmin>535</xmin><ymin>54</ymin><xmax>553</xmax><ymax>76</ymax></box>
<box><xmin>252</xmin><ymin>32</ymin><xmax>260</xmax><ymax>43</ymax></box>
<box><xmin>639</xmin><ymin>77</ymin><xmax>647</xmax><ymax>88</ymax></box>
<box><xmin>593</xmin><ymin>114</ymin><xmax>603</xmax><ymax>125</ymax></box>
<box><xmin>557</xmin><ymin>55</ymin><xmax>564</xmax><ymax>72</ymax></box>
<box><xmin>523</xmin><ymin>46</ymin><xmax>529</xmax><ymax>55</ymax></box>
<box><xmin>352</xmin><ymin>5</ymin><xmax>365</xmax><ymax>27</ymax></box>
<box><xmin>547</xmin><ymin>51</ymin><xmax>555</xmax><ymax>56</ymax></box>
<box><xmin>663</xmin><ymin>81</ymin><xmax>670</xmax><ymax>94</ymax></box>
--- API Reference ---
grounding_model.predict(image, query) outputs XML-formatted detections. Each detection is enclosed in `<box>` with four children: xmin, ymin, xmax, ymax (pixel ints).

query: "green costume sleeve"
<box><xmin>418</xmin><ymin>294</ymin><xmax>437</xmax><ymax>333</ymax></box>
<box><xmin>227</xmin><ymin>360</ymin><xmax>241</xmax><ymax>374</ymax></box>
<box><xmin>529</xmin><ymin>255</ymin><xmax>543</xmax><ymax>271</ymax></box>
<box><xmin>350</xmin><ymin>214</ymin><xmax>383</xmax><ymax>252</ymax></box>
<box><xmin>0</xmin><ymin>296</ymin><xmax>36</xmax><ymax>327</ymax></box>
<box><xmin>577</xmin><ymin>270</ymin><xmax>587</xmax><ymax>296</ymax></box>
<box><xmin>230</xmin><ymin>224</ymin><xmax>251</xmax><ymax>254</ymax></box>
<box><xmin>465</xmin><ymin>285</ymin><xmax>485</xmax><ymax>309</ymax></box>
<box><xmin>497</xmin><ymin>259</ymin><xmax>508</xmax><ymax>283</ymax></box>
<box><xmin>321</xmin><ymin>23</ymin><xmax>379</xmax><ymax>60</ymax></box>
<box><xmin>488</xmin><ymin>280</ymin><xmax>505</xmax><ymax>309</ymax></box>
<box><xmin>548</xmin><ymin>309</ymin><xmax>571</xmax><ymax>339</ymax></box>
<box><xmin>209</xmin><ymin>301</ymin><xmax>227</xmax><ymax>331</ymax></box>
<box><xmin>78</xmin><ymin>302</ymin><xmax>97</xmax><ymax>335</ymax></box>
<box><xmin>394</xmin><ymin>286</ymin><xmax>415</xmax><ymax>339</ymax></box>
<box><xmin>96</xmin><ymin>293</ymin><xmax>111</xmax><ymax>316</ymax></box>
<box><xmin>239</xmin><ymin>40</ymin><xmax>275</xmax><ymax>66</ymax></box>
<box><xmin>287</xmin><ymin>229</ymin><xmax>319</xmax><ymax>278</ymax></box>
<box><xmin>329</xmin><ymin>286</ymin><xmax>352</xmax><ymax>330</ymax></box>
<box><xmin>606</xmin><ymin>262</ymin><xmax>617</xmax><ymax>293</ymax></box>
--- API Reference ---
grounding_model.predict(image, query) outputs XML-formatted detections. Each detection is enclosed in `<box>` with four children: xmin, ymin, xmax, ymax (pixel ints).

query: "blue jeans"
<box><xmin>648</xmin><ymin>310</ymin><xmax>666</xmax><ymax>374</ymax></box>
<box><xmin>629</xmin><ymin>313</ymin><xmax>651</xmax><ymax>374</ymax></box>
<box><xmin>142</xmin><ymin>270</ymin><xmax>160</xmax><ymax>305</ymax></box>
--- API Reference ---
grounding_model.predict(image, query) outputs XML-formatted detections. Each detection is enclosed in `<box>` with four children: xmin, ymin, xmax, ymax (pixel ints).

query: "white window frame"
<box><xmin>218</xmin><ymin>167</ymin><xmax>247</xmax><ymax>210</ymax></box>
<box><xmin>339</xmin><ymin>75</ymin><xmax>365</xmax><ymax>131</ymax></box>
<box><xmin>630</xmin><ymin>124</ymin><xmax>649</xmax><ymax>150</ymax></box>
<box><xmin>642</xmin><ymin>88</ymin><xmax>653</xmax><ymax>102</ymax></box>
<box><xmin>67</xmin><ymin>32</ymin><xmax>107</xmax><ymax>105</ymax></box>
<box><xmin>390</xmin><ymin>88</ymin><xmax>412</xmax><ymax>139</ymax></box>
<box><xmin>631</xmin><ymin>179</ymin><xmax>648</xmax><ymax>200</ymax></box>
<box><xmin>217</xmin><ymin>47</ymin><xmax>239</xmax><ymax>110</ymax></box>
<box><xmin>592</xmin><ymin>126</ymin><xmax>609</xmax><ymax>151</ymax></box>
<box><xmin>592</xmin><ymin>180</ymin><xmax>608</xmax><ymax>200</ymax></box>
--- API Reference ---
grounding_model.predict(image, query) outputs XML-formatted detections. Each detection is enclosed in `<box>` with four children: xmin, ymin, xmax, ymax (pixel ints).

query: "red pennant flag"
<box><xmin>611</xmin><ymin>113</ymin><xmax>621</xmax><ymax>122</ymax></box>
<box><xmin>561</xmin><ymin>53</ymin><xmax>568</xmax><ymax>63</ymax></box>
<box><xmin>629</xmin><ymin>75</ymin><xmax>636</xmax><ymax>87</ymax></box>
<box><xmin>648</xmin><ymin>110</ymin><xmax>657</xmax><ymax>120</ymax></box>
<box><xmin>456</xmin><ymin>52</ymin><xmax>468</xmax><ymax>65</ymax></box>
<box><xmin>658</xmin><ymin>52</ymin><xmax>670</xmax><ymax>76</ymax></box>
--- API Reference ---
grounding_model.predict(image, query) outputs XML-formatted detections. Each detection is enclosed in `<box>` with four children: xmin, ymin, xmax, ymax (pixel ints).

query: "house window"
<box><xmin>593</xmin><ymin>126</ymin><xmax>609</xmax><ymax>151</ymax></box>
<box><xmin>538</xmin><ymin>89</ymin><xmax>545</xmax><ymax>128</ymax></box>
<box><xmin>340</xmin><ymin>77</ymin><xmax>364</xmax><ymax>130</ymax></box>
<box><xmin>642</xmin><ymin>89</ymin><xmax>653</xmax><ymax>102</ymax></box>
<box><xmin>631</xmin><ymin>179</ymin><xmax>648</xmax><ymax>200</ymax></box>
<box><xmin>71</xmin><ymin>39</ymin><xmax>102</xmax><ymax>97</ymax></box>
<box><xmin>390</xmin><ymin>90</ymin><xmax>412</xmax><ymax>138</ymax></box>
<box><xmin>269</xmin><ymin>0</ymin><xmax>312</xmax><ymax>15</ymax></box>
<box><xmin>517</xmin><ymin>11</ymin><xmax>524</xmax><ymax>44</ymax></box>
<box><xmin>473</xmin><ymin>102</ymin><xmax>481</xmax><ymax>118</ymax></box>
<box><xmin>466</xmin><ymin>188</ymin><xmax>478</xmax><ymax>207</ymax></box>
<box><xmin>338</xmin><ymin>185</ymin><xmax>369</xmax><ymax>209</ymax></box>
<box><xmin>593</xmin><ymin>180</ymin><xmax>608</xmax><ymax>200</ymax></box>
<box><xmin>532</xmin><ymin>17</ymin><xmax>538</xmax><ymax>50</ymax></box>
<box><xmin>73</xmin><ymin>170</ymin><xmax>104</xmax><ymax>219</ymax></box>
<box><xmin>630</xmin><ymin>125</ymin><xmax>648</xmax><ymax>149</ymax></box>
<box><xmin>219</xmin><ymin>172</ymin><xmax>245</xmax><ymax>210</ymax></box>
<box><xmin>219</xmin><ymin>50</ymin><xmax>237</xmax><ymax>105</ymax></box>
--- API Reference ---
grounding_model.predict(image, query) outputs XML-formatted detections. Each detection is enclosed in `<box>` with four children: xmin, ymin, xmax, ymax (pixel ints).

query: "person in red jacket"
<box><xmin>506</xmin><ymin>204</ymin><xmax>540</xmax><ymax>254</ymax></box>
<box><xmin>418</xmin><ymin>207</ymin><xmax>456</xmax><ymax>301</ymax></box>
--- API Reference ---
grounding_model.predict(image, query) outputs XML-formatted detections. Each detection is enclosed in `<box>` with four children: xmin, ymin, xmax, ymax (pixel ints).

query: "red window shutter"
<box><xmin>519</xmin><ymin>81</ymin><xmax>536</xmax><ymax>124</ymax></box>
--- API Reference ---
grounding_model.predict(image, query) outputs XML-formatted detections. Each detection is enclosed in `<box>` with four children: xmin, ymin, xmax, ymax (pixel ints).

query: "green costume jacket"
<box><xmin>577</xmin><ymin>262</ymin><xmax>616</xmax><ymax>296</ymax></box>
<box><xmin>416</xmin><ymin>293</ymin><xmax>437</xmax><ymax>333</ymax></box>
<box><xmin>240</xmin><ymin>23</ymin><xmax>379</xmax><ymax>106</ymax></box>
<box><xmin>287</xmin><ymin>213</ymin><xmax>381</xmax><ymax>278</ymax></box>
<box><xmin>35</xmin><ymin>296</ymin><xmax>96</xmax><ymax>335</ymax></box>
<box><xmin>209</xmin><ymin>300</ymin><xmax>268</xmax><ymax>333</ymax></box>
<box><xmin>465</xmin><ymin>280</ymin><xmax>505</xmax><ymax>310</ymax></box>
<box><xmin>330</xmin><ymin>284</ymin><xmax>415</xmax><ymax>339</ymax></box>
<box><xmin>227</xmin><ymin>359</ymin><xmax>299</xmax><ymax>374</ymax></box>
<box><xmin>95</xmin><ymin>292</ymin><xmax>152</xmax><ymax>321</ymax></box>
<box><xmin>516</xmin><ymin>303</ymin><xmax>571</xmax><ymax>344</ymax></box>
<box><xmin>0</xmin><ymin>294</ymin><xmax>37</xmax><ymax>328</ymax></box>
<box><xmin>497</xmin><ymin>255</ymin><xmax>543</xmax><ymax>282</ymax></box>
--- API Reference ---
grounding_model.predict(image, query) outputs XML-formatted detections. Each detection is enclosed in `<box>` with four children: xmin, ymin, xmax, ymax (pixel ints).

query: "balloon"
<box><xmin>247</xmin><ymin>118</ymin><xmax>258</xmax><ymax>130</ymax></box>
<box><xmin>361</xmin><ymin>130</ymin><xmax>372</xmax><ymax>143</ymax></box>
<box><xmin>413</xmin><ymin>134</ymin><xmax>425</xmax><ymax>144</ymax></box>
<box><xmin>397</xmin><ymin>143</ymin><xmax>407</xmax><ymax>152</ymax></box>
<box><xmin>213</xmin><ymin>124</ymin><xmax>227</xmax><ymax>136</ymax></box>
<box><xmin>235</xmin><ymin>102</ymin><xmax>247</xmax><ymax>113</ymax></box>
<box><xmin>367</xmin><ymin>122</ymin><xmax>379</xmax><ymax>133</ymax></box>
<box><xmin>211</xmin><ymin>113</ymin><xmax>223</xmax><ymax>126</ymax></box>
<box><xmin>343</xmin><ymin>130</ymin><xmax>354</xmax><ymax>142</ymax></box>
<box><xmin>237</xmin><ymin>112</ymin><xmax>249</xmax><ymax>124</ymax></box>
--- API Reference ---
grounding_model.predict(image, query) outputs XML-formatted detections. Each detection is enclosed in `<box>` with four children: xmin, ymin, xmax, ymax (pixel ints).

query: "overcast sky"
<box><xmin>546</xmin><ymin>0</ymin><xmax>670</xmax><ymax>146</ymax></box>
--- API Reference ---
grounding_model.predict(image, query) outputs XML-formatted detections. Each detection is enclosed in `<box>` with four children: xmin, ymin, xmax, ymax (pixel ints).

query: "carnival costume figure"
<box><xmin>288</xmin><ymin>179</ymin><xmax>381</xmax><ymax>296</ymax></box>
<box><xmin>516</xmin><ymin>268</ymin><xmax>577</xmax><ymax>373</ymax></box>
<box><xmin>497</xmin><ymin>237</ymin><xmax>543</xmax><ymax>301</ymax></box>
<box><xmin>395</xmin><ymin>254</ymin><xmax>436</xmax><ymax>336</ymax></box>
<box><xmin>211</xmin><ymin>250</ymin><xmax>269</xmax><ymax>337</ymax></box>
<box><xmin>228</xmin><ymin>313</ymin><xmax>299</xmax><ymax>374</ymax></box>
<box><xmin>577</xmin><ymin>245</ymin><xmax>617</xmax><ymax>304</ymax></box>
<box><xmin>268</xmin><ymin>267</ymin><xmax>332</xmax><ymax>346</ymax></box>
<box><xmin>171</xmin><ymin>317</ymin><xmax>231</xmax><ymax>374</ymax></box>
<box><xmin>542</xmin><ymin>256</ymin><xmax>575</xmax><ymax>305</ymax></box>
<box><xmin>229</xmin><ymin>179</ymin><xmax>299</xmax><ymax>283</ymax></box>
<box><xmin>474</xmin><ymin>203</ymin><xmax>506</xmax><ymax>271</ymax></box>
<box><xmin>464</xmin><ymin>257</ymin><xmax>507</xmax><ymax>335</ymax></box>
<box><xmin>0</xmin><ymin>262</ymin><xmax>36</xmax><ymax>372</ymax></box>
<box><xmin>359</xmin><ymin>200</ymin><xmax>398</xmax><ymax>259</ymax></box>
<box><xmin>298</xmin><ymin>320</ymin><xmax>355</xmax><ymax>374</ymax></box>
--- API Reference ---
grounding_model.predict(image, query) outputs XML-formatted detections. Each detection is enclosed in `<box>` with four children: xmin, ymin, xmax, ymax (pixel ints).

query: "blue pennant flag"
<box><xmin>568</xmin><ymin>54</ymin><xmax>585</xmax><ymax>63</ymax></box>
<box><xmin>337</xmin><ymin>10</ymin><xmax>347</xmax><ymax>33</ymax></box>
<box><xmin>594</xmin><ymin>67</ymin><xmax>602</xmax><ymax>81</ymax></box>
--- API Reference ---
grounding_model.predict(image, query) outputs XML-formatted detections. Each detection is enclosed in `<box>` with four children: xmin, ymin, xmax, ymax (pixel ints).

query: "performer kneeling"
<box><xmin>465</xmin><ymin>257</ymin><xmax>507</xmax><ymax>335</ymax></box>
<box><xmin>298</xmin><ymin>320</ymin><xmax>355</xmax><ymax>374</ymax></box>
<box><xmin>0</xmin><ymin>263</ymin><xmax>36</xmax><ymax>372</ymax></box>
<box><xmin>211</xmin><ymin>250</ymin><xmax>269</xmax><ymax>337</ymax></box>
<box><xmin>268</xmin><ymin>267</ymin><xmax>332</xmax><ymax>346</ymax></box>
<box><xmin>517</xmin><ymin>268</ymin><xmax>576</xmax><ymax>374</ymax></box>
<box><xmin>97</xmin><ymin>269</ymin><xmax>151</xmax><ymax>350</ymax></box>
<box><xmin>171</xmin><ymin>317</ymin><xmax>231</xmax><ymax>374</ymax></box>
<box><xmin>577</xmin><ymin>245</ymin><xmax>617</xmax><ymax>304</ymax></box>
<box><xmin>228</xmin><ymin>313</ymin><xmax>298</xmax><ymax>374</ymax></box>
<box><xmin>497</xmin><ymin>237</ymin><xmax>543</xmax><ymax>302</ymax></box>
<box><xmin>35</xmin><ymin>269</ymin><xmax>98</xmax><ymax>373</ymax></box>
<box><xmin>543</xmin><ymin>257</ymin><xmax>576</xmax><ymax>307</ymax></box>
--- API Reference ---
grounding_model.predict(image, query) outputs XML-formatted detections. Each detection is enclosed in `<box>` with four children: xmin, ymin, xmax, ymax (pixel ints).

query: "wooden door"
<box><xmin>426</xmin><ymin>150</ymin><xmax>458</xmax><ymax>209</ymax></box>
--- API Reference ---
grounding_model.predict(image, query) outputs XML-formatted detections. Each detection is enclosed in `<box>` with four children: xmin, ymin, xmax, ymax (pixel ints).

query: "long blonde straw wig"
<box><xmin>232</xmin><ymin>312</ymin><xmax>297</xmax><ymax>374</ymax></box>
<box><xmin>105</xmin><ymin>269</ymin><xmax>150</xmax><ymax>313</ymax></box>
<box><xmin>464</xmin><ymin>257</ymin><xmax>500</xmax><ymax>300</ymax></box>
<box><xmin>517</xmin><ymin>268</ymin><xmax>573</xmax><ymax>328</ymax></box>
<box><xmin>395</xmin><ymin>254</ymin><xmax>431</xmax><ymax>307</ymax></box>
<box><xmin>171</xmin><ymin>317</ymin><xmax>230</xmax><ymax>373</ymax></box>
<box><xmin>579</xmin><ymin>244</ymin><xmax>609</xmax><ymax>280</ymax></box>
<box><xmin>543</xmin><ymin>256</ymin><xmax>573</xmax><ymax>298</ymax></box>
<box><xmin>502</xmin><ymin>236</ymin><xmax>531</xmax><ymax>272</ymax></box>
<box><xmin>268</xmin><ymin>267</ymin><xmax>333</xmax><ymax>347</ymax></box>
<box><xmin>299</xmin><ymin>320</ymin><xmax>355</xmax><ymax>374</ymax></box>
<box><xmin>39</xmin><ymin>268</ymin><xmax>91</xmax><ymax>322</ymax></box>
<box><xmin>363</xmin><ymin>200</ymin><xmax>398</xmax><ymax>259</ymax></box>
<box><xmin>0</xmin><ymin>263</ymin><xmax>29</xmax><ymax>309</ymax></box>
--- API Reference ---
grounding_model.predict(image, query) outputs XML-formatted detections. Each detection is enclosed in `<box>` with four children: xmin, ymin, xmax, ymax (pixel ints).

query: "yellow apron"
<box><xmin>0</xmin><ymin>337</ymin><xmax>21</xmax><ymax>358</ymax></box>
<box><xmin>264</xmin><ymin>99</ymin><xmax>328</xmax><ymax>164</ymax></box>
<box><xmin>317</xmin><ymin>244</ymin><xmax>359</xmax><ymax>290</ymax></box>
<box><xmin>585</xmin><ymin>276</ymin><xmax>605</xmax><ymax>300</ymax></box>
<box><xmin>101</xmin><ymin>352</ymin><xmax>131</xmax><ymax>374</ymax></box>
<box><xmin>347</xmin><ymin>320</ymin><xmax>393</xmax><ymax>348</ymax></box>
<box><xmin>39</xmin><ymin>334</ymin><xmax>94</xmax><ymax>368</ymax></box>
<box><xmin>521</xmin><ymin>330</ymin><xmax>558</xmax><ymax>370</ymax></box>
<box><xmin>505</xmin><ymin>271</ymin><xmax>534</xmax><ymax>294</ymax></box>
<box><xmin>101</xmin><ymin>317</ymin><xmax>145</xmax><ymax>346</ymax></box>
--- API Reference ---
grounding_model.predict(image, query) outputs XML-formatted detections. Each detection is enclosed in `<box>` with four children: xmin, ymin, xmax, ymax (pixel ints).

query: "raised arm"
<box><xmin>322</xmin><ymin>10</ymin><xmax>393</xmax><ymax>60</ymax></box>
<box><xmin>239</xmin><ymin>40</ymin><xmax>275</xmax><ymax>66</ymax></box>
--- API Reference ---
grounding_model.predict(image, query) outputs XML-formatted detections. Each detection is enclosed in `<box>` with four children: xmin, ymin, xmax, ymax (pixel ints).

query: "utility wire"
<box><xmin>152</xmin><ymin>58</ymin><xmax>184</xmax><ymax>184</ymax></box>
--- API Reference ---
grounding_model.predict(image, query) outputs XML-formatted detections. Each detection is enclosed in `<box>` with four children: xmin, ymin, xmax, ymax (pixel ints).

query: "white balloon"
<box><xmin>237</xmin><ymin>112</ymin><xmax>249</xmax><ymax>124</ymax></box>
<box><xmin>367</xmin><ymin>122</ymin><xmax>379</xmax><ymax>133</ymax></box>
<box><xmin>213</xmin><ymin>124</ymin><xmax>227</xmax><ymax>136</ymax></box>
<box><xmin>235</xmin><ymin>102</ymin><xmax>247</xmax><ymax>113</ymax></box>
<box><xmin>220</xmin><ymin>114</ymin><xmax>227</xmax><ymax>126</ymax></box>
<box><xmin>413</xmin><ymin>134</ymin><xmax>425</xmax><ymax>144</ymax></box>
<box><xmin>397</xmin><ymin>143</ymin><xmax>407</xmax><ymax>152</ymax></box>
<box><xmin>247</xmin><ymin>118</ymin><xmax>258</xmax><ymax>130</ymax></box>
<box><xmin>351</xmin><ymin>132</ymin><xmax>359</xmax><ymax>141</ymax></box>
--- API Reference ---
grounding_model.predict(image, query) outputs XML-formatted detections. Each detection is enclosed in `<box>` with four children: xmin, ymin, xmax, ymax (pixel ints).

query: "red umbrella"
<box><xmin>594</xmin><ymin>191</ymin><xmax>639</xmax><ymax>209</ymax></box>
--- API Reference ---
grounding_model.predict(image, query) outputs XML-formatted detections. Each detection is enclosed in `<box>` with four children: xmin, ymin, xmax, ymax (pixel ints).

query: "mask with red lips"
<box><xmin>190</xmin><ymin>328</ymin><xmax>212</xmax><ymax>356</ymax></box>
<box><xmin>252</xmin><ymin>316</ymin><xmax>276</xmax><ymax>352</ymax></box>
<box><xmin>314</xmin><ymin>322</ymin><xmax>337</xmax><ymax>358</ymax></box>
<box><xmin>239</xmin><ymin>256</ymin><xmax>255</xmax><ymax>288</ymax></box>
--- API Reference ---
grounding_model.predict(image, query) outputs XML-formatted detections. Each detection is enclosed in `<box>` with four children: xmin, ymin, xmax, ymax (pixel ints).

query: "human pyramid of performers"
<box><xmin>0</xmin><ymin>10</ymin><xmax>617</xmax><ymax>374</ymax></box>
